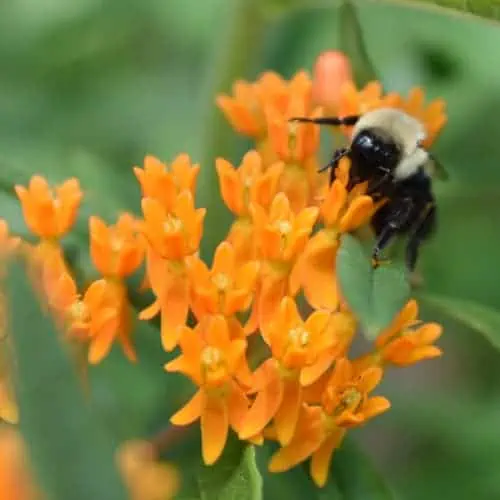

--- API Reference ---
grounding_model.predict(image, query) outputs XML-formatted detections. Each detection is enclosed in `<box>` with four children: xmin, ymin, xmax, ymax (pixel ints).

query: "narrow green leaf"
<box><xmin>332</xmin><ymin>437</ymin><xmax>394</xmax><ymax>499</ymax></box>
<box><xmin>338</xmin><ymin>0</ymin><xmax>378</xmax><ymax>85</ymax></box>
<box><xmin>391</xmin><ymin>0</ymin><xmax>500</xmax><ymax>22</ymax></box>
<box><xmin>177</xmin><ymin>437</ymin><xmax>262</xmax><ymax>500</ymax></box>
<box><xmin>6</xmin><ymin>258</ymin><xmax>127</xmax><ymax>500</ymax></box>
<box><xmin>337</xmin><ymin>235</ymin><xmax>410</xmax><ymax>340</ymax></box>
<box><xmin>198</xmin><ymin>0</ymin><xmax>266</xmax><ymax>263</ymax></box>
<box><xmin>419</xmin><ymin>292</ymin><xmax>500</xmax><ymax>351</ymax></box>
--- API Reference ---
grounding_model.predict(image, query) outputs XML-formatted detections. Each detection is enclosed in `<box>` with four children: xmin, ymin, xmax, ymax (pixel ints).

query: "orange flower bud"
<box><xmin>312</xmin><ymin>51</ymin><xmax>353</xmax><ymax>112</ymax></box>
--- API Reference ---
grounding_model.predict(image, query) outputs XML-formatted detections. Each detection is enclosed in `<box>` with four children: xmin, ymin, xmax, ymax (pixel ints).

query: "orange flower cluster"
<box><xmin>0</xmin><ymin>54</ymin><xmax>447</xmax><ymax>488</ymax></box>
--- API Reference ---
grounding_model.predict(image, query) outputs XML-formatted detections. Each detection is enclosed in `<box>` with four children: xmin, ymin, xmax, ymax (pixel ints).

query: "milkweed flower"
<box><xmin>337</xmin><ymin>81</ymin><xmax>447</xmax><ymax>146</ymax></box>
<box><xmin>269</xmin><ymin>358</ymin><xmax>390</xmax><ymax>487</ymax></box>
<box><xmin>166</xmin><ymin>315</ymin><xmax>251</xmax><ymax>465</ymax></box>
<box><xmin>356</xmin><ymin>299</ymin><xmax>443</xmax><ymax>369</ymax></box>
<box><xmin>89</xmin><ymin>214</ymin><xmax>144</xmax><ymax>279</ymax></box>
<box><xmin>312</xmin><ymin>51</ymin><xmax>353</xmax><ymax>113</ymax></box>
<box><xmin>15</xmin><ymin>176</ymin><xmax>82</xmax><ymax>241</ymax></box>
<box><xmin>42</xmin><ymin>253</ymin><xmax>135</xmax><ymax>364</ymax></box>
<box><xmin>248</xmin><ymin>192</ymin><xmax>318</xmax><ymax>333</ymax></box>
<box><xmin>0</xmin><ymin>220</ymin><xmax>21</xmax><ymax>423</ymax></box>
<box><xmin>134</xmin><ymin>154</ymin><xmax>200</xmax><ymax>212</ymax></box>
<box><xmin>117</xmin><ymin>440</ymin><xmax>180</xmax><ymax>500</ymax></box>
<box><xmin>140</xmin><ymin>191</ymin><xmax>205</xmax><ymax>351</ymax></box>
<box><xmin>239</xmin><ymin>297</ymin><xmax>334</xmax><ymax>446</ymax></box>
<box><xmin>298</xmin><ymin>158</ymin><xmax>376</xmax><ymax>310</ymax></box>
<box><xmin>0</xmin><ymin>427</ymin><xmax>41</xmax><ymax>500</ymax></box>
<box><xmin>187</xmin><ymin>241</ymin><xmax>259</xmax><ymax>320</ymax></box>
<box><xmin>216</xmin><ymin>151</ymin><xmax>283</xmax><ymax>262</ymax></box>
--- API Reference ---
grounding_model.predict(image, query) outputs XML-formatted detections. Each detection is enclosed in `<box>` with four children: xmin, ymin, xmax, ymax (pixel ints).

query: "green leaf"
<box><xmin>337</xmin><ymin>235</ymin><xmax>410</xmax><ymax>340</ymax></box>
<box><xmin>331</xmin><ymin>437</ymin><xmax>394</xmax><ymax>499</ymax></box>
<box><xmin>198</xmin><ymin>0</ymin><xmax>266</xmax><ymax>263</ymax></box>
<box><xmin>176</xmin><ymin>437</ymin><xmax>262</xmax><ymax>500</ymax></box>
<box><xmin>419</xmin><ymin>292</ymin><xmax>500</xmax><ymax>351</ymax></box>
<box><xmin>371</xmin><ymin>262</ymin><xmax>410</xmax><ymax>335</ymax></box>
<box><xmin>338</xmin><ymin>0</ymin><xmax>378</xmax><ymax>85</ymax></box>
<box><xmin>6</xmin><ymin>258</ymin><xmax>127</xmax><ymax>500</ymax></box>
<box><xmin>391</xmin><ymin>0</ymin><xmax>500</xmax><ymax>22</ymax></box>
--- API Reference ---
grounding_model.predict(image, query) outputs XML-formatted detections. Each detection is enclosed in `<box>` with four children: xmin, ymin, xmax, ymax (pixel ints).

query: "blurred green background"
<box><xmin>2</xmin><ymin>0</ymin><xmax>500</xmax><ymax>498</ymax></box>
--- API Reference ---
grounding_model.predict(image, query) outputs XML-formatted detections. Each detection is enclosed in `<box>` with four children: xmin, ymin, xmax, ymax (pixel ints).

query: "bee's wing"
<box><xmin>425</xmin><ymin>153</ymin><xmax>449</xmax><ymax>181</ymax></box>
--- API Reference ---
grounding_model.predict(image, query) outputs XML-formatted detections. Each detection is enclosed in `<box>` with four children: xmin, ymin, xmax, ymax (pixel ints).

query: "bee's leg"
<box><xmin>317</xmin><ymin>147</ymin><xmax>350</xmax><ymax>184</ymax></box>
<box><xmin>371</xmin><ymin>197</ymin><xmax>414</xmax><ymax>264</ymax></box>
<box><xmin>405</xmin><ymin>203</ymin><xmax>436</xmax><ymax>271</ymax></box>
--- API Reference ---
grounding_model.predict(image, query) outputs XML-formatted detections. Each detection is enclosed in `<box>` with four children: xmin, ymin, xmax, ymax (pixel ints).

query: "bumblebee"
<box><xmin>292</xmin><ymin>108</ymin><xmax>447</xmax><ymax>270</ymax></box>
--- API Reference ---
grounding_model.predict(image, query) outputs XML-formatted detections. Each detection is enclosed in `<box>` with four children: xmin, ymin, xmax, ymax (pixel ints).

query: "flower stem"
<box><xmin>198</xmin><ymin>0</ymin><xmax>266</xmax><ymax>263</ymax></box>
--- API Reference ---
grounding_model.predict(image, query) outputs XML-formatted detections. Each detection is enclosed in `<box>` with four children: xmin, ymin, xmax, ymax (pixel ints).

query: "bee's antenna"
<box><xmin>289</xmin><ymin>115</ymin><xmax>360</xmax><ymax>127</ymax></box>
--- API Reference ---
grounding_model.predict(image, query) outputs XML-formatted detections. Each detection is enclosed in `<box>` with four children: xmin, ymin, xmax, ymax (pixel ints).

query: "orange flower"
<box><xmin>0</xmin><ymin>219</ymin><xmax>21</xmax><ymax>259</ymax></box>
<box><xmin>134</xmin><ymin>154</ymin><xmax>200</xmax><ymax>212</ymax></box>
<box><xmin>15</xmin><ymin>176</ymin><xmax>82</xmax><ymax>239</ymax></box>
<box><xmin>239</xmin><ymin>297</ymin><xmax>332</xmax><ymax>446</ymax></box>
<box><xmin>216</xmin><ymin>150</ymin><xmax>283</xmax><ymax>218</ymax></box>
<box><xmin>84</xmin><ymin>279</ymin><xmax>135</xmax><ymax>364</ymax></box>
<box><xmin>338</xmin><ymin>81</ymin><xmax>447</xmax><ymax>147</ymax></box>
<box><xmin>187</xmin><ymin>241</ymin><xmax>259</xmax><ymax>320</ymax></box>
<box><xmin>0</xmin><ymin>427</ymin><xmax>41</xmax><ymax>500</ymax></box>
<box><xmin>89</xmin><ymin>214</ymin><xmax>144</xmax><ymax>278</ymax></box>
<box><xmin>312</xmin><ymin>51</ymin><xmax>353</xmax><ymax>112</ymax></box>
<box><xmin>217</xmin><ymin>71</ymin><xmax>308</xmax><ymax>140</ymax></box>
<box><xmin>375</xmin><ymin>299</ymin><xmax>443</xmax><ymax>367</ymax></box>
<box><xmin>166</xmin><ymin>315</ymin><xmax>250</xmax><ymax>465</ymax></box>
<box><xmin>117</xmin><ymin>440</ymin><xmax>180</xmax><ymax>500</ymax></box>
<box><xmin>298</xmin><ymin>159</ymin><xmax>376</xmax><ymax>310</ymax></box>
<box><xmin>0</xmin><ymin>355</ymin><xmax>17</xmax><ymax>424</ymax></box>
<box><xmin>390</xmin><ymin>88</ymin><xmax>447</xmax><ymax>147</ymax></box>
<box><xmin>42</xmin><ymin>256</ymin><xmax>135</xmax><ymax>364</ymax></box>
<box><xmin>140</xmin><ymin>249</ymin><xmax>189</xmax><ymax>352</ymax></box>
<box><xmin>249</xmin><ymin>192</ymin><xmax>318</xmax><ymax>333</ymax></box>
<box><xmin>141</xmin><ymin>191</ymin><xmax>205</xmax><ymax>261</ymax></box>
<box><xmin>269</xmin><ymin>358</ymin><xmax>390</xmax><ymax>487</ymax></box>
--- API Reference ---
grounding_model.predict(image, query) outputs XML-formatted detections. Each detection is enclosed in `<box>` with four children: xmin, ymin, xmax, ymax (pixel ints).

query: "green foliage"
<box><xmin>330</xmin><ymin>438</ymin><xmax>394</xmax><ymax>499</ymax></box>
<box><xmin>337</xmin><ymin>234</ymin><xmax>410</xmax><ymax>340</ymax></box>
<box><xmin>420</xmin><ymin>293</ymin><xmax>500</xmax><ymax>351</ymax></box>
<box><xmin>176</xmin><ymin>438</ymin><xmax>262</xmax><ymax>500</ymax></box>
<box><xmin>338</xmin><ymin>0</ymin><xmax>378</xmax><ymax>85</ymax></box>
<box><xmin>394</xmin><ymin>0</ymin><xmax>500</xmax><ymax>21</ymax></box>
<box><xmin>6</xmin><ymin>258</ymin><xmax>127</xmax><ymax>500</ymax></box>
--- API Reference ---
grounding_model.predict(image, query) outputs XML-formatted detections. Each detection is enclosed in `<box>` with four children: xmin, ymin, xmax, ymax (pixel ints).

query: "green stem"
<box><xmin>198</xmin><ymin>0</ymin><xmax>266</xmax><ymax>263</ymax></box>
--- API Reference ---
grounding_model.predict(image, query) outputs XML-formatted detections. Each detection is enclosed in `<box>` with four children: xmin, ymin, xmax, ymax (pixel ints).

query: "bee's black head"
<box><xmin>350</xmin><ymin>128</ymin><xmax>401</xmax><ymax>174</ymax></box>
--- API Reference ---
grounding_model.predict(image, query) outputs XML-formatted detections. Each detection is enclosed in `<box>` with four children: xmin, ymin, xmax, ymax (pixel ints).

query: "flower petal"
<box><xmin>171</xmin><ymin>389</ymin><xmax>203</xmax><ymax>426</ymax></box>
<box><xmin>201</xmin><ymin>395</ymin><xmax>229</xmax><ymax>465</ymax></box>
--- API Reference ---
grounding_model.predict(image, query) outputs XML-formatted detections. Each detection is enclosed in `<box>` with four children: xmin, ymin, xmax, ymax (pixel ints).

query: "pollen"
<box><xmin>163</xmin><ymin>215</ymin><xmax>183</xmax><ymax>234</ymax></box>
<box><xmin>70</xmin><ymin>299</ymin><xmax>89</xmax><ymax>323</ymax></box>
<box><xmin>212</xmin><ymin>273</ymin><xmax>231</xmax><ymax>292</ymax></box>
<box><xmin>288</xmin><ymin>326</ymin><xmax>310</xmax><ymax>347</ymax></box>
<box><xmin>340</xmin><ymin>388</ymin><xmax>362</xmax><ymax>411</ymax></box>
<box><xmin>201</xmin><ymin>346</ymin><xmax>223</xmax><ymax>369</ymax></box>
<box><xmin>275</xmin><ymin>220</ymin><xmax>292</xmax><ymax>236</ymax></box>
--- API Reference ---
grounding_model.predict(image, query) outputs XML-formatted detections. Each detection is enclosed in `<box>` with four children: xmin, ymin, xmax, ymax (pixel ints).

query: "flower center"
<box><xmin>110</xmin><ymin>235</ymin><xmax>124</xmax><ymax>253</ymax></box>
<box><xmin>275</xmin><ymin>220</ymin><xmax>292</xmax><ymax>236</ymax></box>
<box><xmin>201</xmin><ymin>346</ymin><xmax>222</xmax><ymax>369</ymax></box>
<box><xmin>288</xmin><ymin>326</ymin><xmax>310</xmax><ymax>347</ymax></box>
<box><xmin>70</xmin><ymin>300</ymin><xmax>90</xmax><ymax>322</ymax></box>
<box><xmin>212</xmin><ymin>272</ymin><xmax>230</xmax><ymax>292</ymax></box>
<box><xmin>336</xmin><ymin>388</ymin><xmax>362</xmax><ymax>414</ymax></box>
<box><xmin>163</xmin><ymin>215</ymin><xmax>183</xmax><ymax>234</ymax></box>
